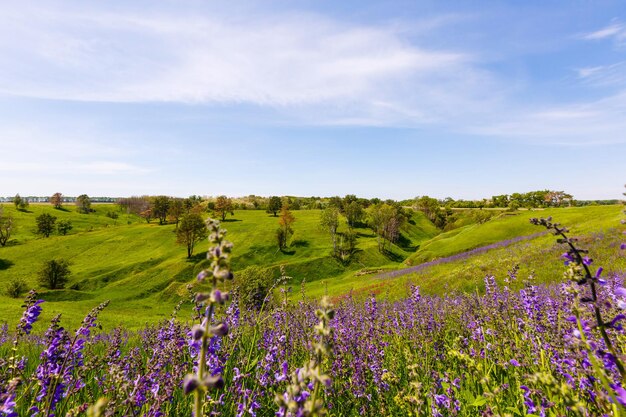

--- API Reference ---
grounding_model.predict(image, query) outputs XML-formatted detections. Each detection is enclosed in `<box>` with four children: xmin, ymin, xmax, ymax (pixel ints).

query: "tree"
<box><xmin>277</xmin><ymin>204</ymin><xmax>295</xmax><ymax>250</ymax></box>
<box><xmin>213</xmin><ymin>196</ymin><xmax>234</xmax><ymax>221</ymax></box>
<box><xmin>320</xmin><ymin>207</ymin><xmax>340</xmax><ymax>256</ymax></box>
<box><xmin>152</xmin><ymin>195</ymin><xmax>171</xmax><ymax>225</ymax></box>
<box><xmin>50</xmin><ymin>192</ymin><xmax>63</xmax><ymax>209</ymax></box>
<box><xmin>36</xmin><ymin>213</ymin><xmax>57</xmax><ymax>237</ymax></box>
<box><xmin>0</xmin><ymin>207</ymin><xmax>14</xmax><ymax>247</ymax></box>
<box><xmin>168</xmin><ymin>198</ymin><xmax>185</xmax><ymax>228</ymax></box>
<box><xmin>38</xmin><ymin>259</ymin><xmax>71</xmax><ymax>289</ymax></box>
<box><xmin>368</xmin><ymin>203</ymin><xmax>406</xmax><ymax>252</ymax></box>
<box><xmin>140</xmin><ymin>208</ymin><xmax>153</xmax><ymax>223</ymax></box>
<box><xmin>13</xmin><ymin>194</ymin><xmax>22</xmax><ymax>210</ymax></box>
<box><xmin>76</xmin><ymin>194</ymin><xmax>91</xmax><ymax>214</ymax></box>
<box><xmin>57</xmin><ymin>219</ymin><xmax>73</xmax><ymax>235</ymax></box>
<box><xmin>268</xmin><ymin>196</ymin><xmax>282</xmax><ymax>217</ymax></box>
<box><xmin>345</xmin><ymin>201</ymin><xmax>364</xmax><ymax>228</ymax></box>
<box><xmin>176</xmin><ymin>214</ymin><xmax>208</xmax><ymax>258</ymax></box>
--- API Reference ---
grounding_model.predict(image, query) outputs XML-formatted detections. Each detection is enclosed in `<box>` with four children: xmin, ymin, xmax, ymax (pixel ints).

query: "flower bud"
<box><xmin>191</xmin><ymin>324</ymin><xmax>205</xmax><ymax>341</ymax></box>
<box><xmin>197</xmin><ymin>270</ymin><xmax>208</xmax><ymax>282</ymax></box>
<box><xmin>203</xmin><ymin>374</ymin><xmax>224</xmax><ymax>390</ymax></box>
<box><xmin>183</xmin><ymin>375</ymin><xmax>200</xmax><ymax>394</ymax></box>
<box><xmin>211</xmin><ymin>290</ymin><xmax>229</xmax><ymax>304</ymax></box>
<box><xmin>210</xmin><ymin>322</ymin><xmax>229</xmax><ymax>337</ymax></box>
<box><xmin>195</xmin><ymin>292</ymin><xmax>210</xmax><ymax>303</ymax></box>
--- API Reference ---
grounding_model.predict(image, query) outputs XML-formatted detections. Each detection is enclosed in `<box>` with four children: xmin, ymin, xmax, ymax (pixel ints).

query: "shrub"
<box><xmin>106</xmin><ymin>210</ymin><xmax>119</xmax><ymax>219</ymax></box>
<box><xmin>38</xmin><ymin>259</ymin><xmax>71</xmax><ymax>289</ymax></box>
<box><xmin>236</xmin><ymin>265</ymin><xmax>275</xmax><ymax>310</ymax></box>
<box><xmin>57</xmin><ymin>219</ymin><xmax>73</xmax><ymax>235</ymax></box>
<box><xmin>6</xmin><ymin>278</ymin><xmax>27</xmax><ymax>298</ymax></box>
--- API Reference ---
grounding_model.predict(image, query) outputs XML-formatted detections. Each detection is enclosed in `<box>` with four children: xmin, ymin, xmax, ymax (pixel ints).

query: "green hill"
<box><xmin>0</xmin><ymin>204</ymin><xmax>438</xmax><ymax>329</ymax></box>
<box><xmin>301</xmin><ymin>205</ymin><xmax>625</xmax><ymax>300</ymax></box>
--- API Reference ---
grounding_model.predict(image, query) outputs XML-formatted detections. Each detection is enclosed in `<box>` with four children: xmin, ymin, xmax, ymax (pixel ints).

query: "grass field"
<box><xmin>0</xmin><ymin>203</ymin><xmax>623</xmax><ymax>329</ymax></box>
<box><xmin>302</xmin><ymin>205</ymin><xmax>626</xmax><ymax>300</ymax></box>
<box><xmin>0</xmin><ymin>203</ymin><xmax>437</xmax><ymax>329</ymax></box>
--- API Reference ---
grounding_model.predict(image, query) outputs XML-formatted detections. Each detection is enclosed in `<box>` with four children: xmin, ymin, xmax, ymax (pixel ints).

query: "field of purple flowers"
<box><xmin>1</xmin><ymin>216</ymin><xmax>626</xmax><ymax>417</ymax></box>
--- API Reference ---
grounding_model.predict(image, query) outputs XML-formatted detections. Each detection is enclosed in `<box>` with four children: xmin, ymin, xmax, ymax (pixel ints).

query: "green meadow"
<box><xmin>0</xmin><ymin>203</ymin><xmax>623</xmax><ymax>330</ymax></box>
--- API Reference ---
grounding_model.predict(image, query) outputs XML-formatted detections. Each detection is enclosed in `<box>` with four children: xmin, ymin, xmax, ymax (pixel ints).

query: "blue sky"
<box><xmin>1</xmin><ymin>1</ymin><xmax>625</xmax><ymax>200</ymax></box>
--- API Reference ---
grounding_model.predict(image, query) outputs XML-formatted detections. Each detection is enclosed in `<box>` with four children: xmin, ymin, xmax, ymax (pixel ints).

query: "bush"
<box><xmin>38</xmin><ymin>259</ymin><xmax>71</xmax><ymax>289</ymax></box>
<box><xmin>236</xmin><ymin>265</ymin><xmax>275</xmax><ymax>310</ymax></box>
<box><xmin>106</xmin><ymin>210</ymin><xmax>119</xmax><ymax>219</ymax></box>
<box><xmin>6</xmin><ymin>278</ymin><xmax>27</xmax><ymax>298</ymax></box>
<box><xmin>57</xmin><ymin>219</ymin><xmax>73</xmax><ymax>235</ymax></box>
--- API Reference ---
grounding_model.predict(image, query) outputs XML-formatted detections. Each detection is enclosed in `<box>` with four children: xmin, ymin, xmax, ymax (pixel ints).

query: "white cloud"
<box><xmin>468</xmin><ymin>91</ymin><xmax>626</xmax><ymax>145</ymax></box>
<box><xmin>0</xmin><ymin>3</ymin><xmax>499</xmax><ymax>127</ymax></box>
<box><xmin>582</xmin><ymin>21</ymin><xmax>626</xmax><ymax>42</ymax></box>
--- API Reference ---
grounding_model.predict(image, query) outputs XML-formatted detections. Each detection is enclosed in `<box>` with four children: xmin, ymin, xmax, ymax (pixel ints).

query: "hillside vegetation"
<box><xmin>0</xmin><ymin>204</ymin><xmax>437</xmax><ymax>329</ymax></box>
<box><xmin>0</xmin><ymin>203</ymin><xmax>623</xmax><ymax>329</ymax></box>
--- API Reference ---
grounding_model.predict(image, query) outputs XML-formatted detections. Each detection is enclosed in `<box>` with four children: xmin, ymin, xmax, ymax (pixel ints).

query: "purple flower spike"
<box><xmin>621</xmin><ymin>243</ymin><xmax>626</xmax><ymax>250</ymax></box>
<box><xmin>19</xmin><ymin>299</ymin><xmax>44</xmax><ymax>335</ymax></box>
<box><xmin>595</xmin><ymin>267</ymin><xmax>604</xmax><ymax>279</ymax></box>
<box><xmin>509</xmin><ymin>359</ymin><xmax>521</xmax><ymax>367</ymax></box>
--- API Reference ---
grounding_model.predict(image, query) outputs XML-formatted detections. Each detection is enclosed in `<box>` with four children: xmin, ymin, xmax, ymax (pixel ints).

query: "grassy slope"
<box><xmin>301</xmin><ymin>205</ymin><xmax>625</xmax><ymax>300</ymax></box>
<box><xmin>0</xmin><ymin>205</ymin><xmax>437</xmax><ymax>329</ymax></box>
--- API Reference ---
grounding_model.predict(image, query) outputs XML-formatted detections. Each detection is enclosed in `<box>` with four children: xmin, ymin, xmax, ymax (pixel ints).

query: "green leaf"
<box><xmin>471</xmin><ymin>396</ymin><xmax>488</xmax><ymax>407</ymax></box>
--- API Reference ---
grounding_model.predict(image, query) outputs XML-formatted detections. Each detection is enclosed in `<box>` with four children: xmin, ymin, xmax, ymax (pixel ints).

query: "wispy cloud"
<box><xmin>582</xmin><ymin>21</ymin><xmax>626</xmax><ymax>43</ymax></box>
<box><xmin>576</xmin><ymin>62</ymin><xmax>626</xmax><ymax>86</ymax></box>
<box><xmin>0</xmin><ymin>3</ymin><xmax>502</xmax><ymax>128</ymax></box>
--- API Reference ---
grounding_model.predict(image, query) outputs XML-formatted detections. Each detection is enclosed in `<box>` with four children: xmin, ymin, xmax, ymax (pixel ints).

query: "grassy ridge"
<box><xmin>0</xmin><ymin>204</ymin><xmax>437</xmax><ymax>329</ymax></box>
<box><xmin>302</xmin><ymin>205</ymin><xmax>625</xmax><ymax>300</ymax></box>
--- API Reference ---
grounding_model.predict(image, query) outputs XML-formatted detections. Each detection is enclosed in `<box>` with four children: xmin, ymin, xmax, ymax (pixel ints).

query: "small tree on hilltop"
<box><xmin>38</xmin><ymin>259</ymin><xmax>71</xmax><ymax>289</ymax></box>
<box><xmin>176</xmin><ymin>213</ymin><xmax>208</xmax><ymax>258</ymax></box>
<box><xmin>57</xmin><ymin>219</ymin><xmax>73</xmax><ymax>235</ymax></box>
<box><xmin>50</xmin><ymin>192</ymin><xmax>63</xmax><ymax>209</ymax></box>
<box><xmin>213</xmin><ymin>196</ymin><xmax>234</xmax><ymax>221</ymax></box>
<box><xmin>76</xmin><ymin>194</ymin><xmax>91</xmax><ymax>214</ymax></box>
<box><xmin>276</xmin><ymin>203</ymin><xmax>295</xmax><ymax>250</ymax></box>
<box><xmin>268</xmin><ymin>196</ymin><xmax>282</xmax><ymax>217</ymax></box>
<box><xmin>36</xmin><ymin>213</ymin><xmax>57</xmax><ymax>238</ymax></box>
<box><xmin>0</xmin><ymin>206</ymin><xmax>14</xmax><ymax>247</ymax></box>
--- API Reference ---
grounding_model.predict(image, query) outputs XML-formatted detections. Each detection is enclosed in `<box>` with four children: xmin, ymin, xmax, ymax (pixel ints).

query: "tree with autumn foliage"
<box><xmin>213</xmin><ymin>196</ymin><xmax>234</xmax><ymax>221</ymax></box>
<box><xmin>276</xmin><ymin>203</ymin><xmax>295</xmax><ymax>250</ymax></box>
<box><xmin>50</xmin><ymin>192</ymin><xmax>63</xmax><ymax>209</ymax></box>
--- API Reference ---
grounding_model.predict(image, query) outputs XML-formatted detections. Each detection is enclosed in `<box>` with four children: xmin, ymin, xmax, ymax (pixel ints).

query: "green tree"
<box><xmin>213</xmin><ymin>196</ymin><xmax>234</xmax><ymax>221</ymax></box>
<box><xmin>36</xmin><ymin>213</ymin><xmax>57</xmax><ymax>237</ymax></box>
<box><xmin>176</xmin><ymin>214</ymin><xmax>208</xmax><ymax>258</ymax></box>
<box><xmin>368</xmin><ymin>203</ymin><xmax>406</xmax><ymax>252</ymax></box>
<box><xmin>320</xmin><ymin>206</ymin><xmax>340</xmax><ymax>256</ymax></box>
<box><xmin>168</xmin><ymin>198</ymin><xmax>185</xmax><ymax>228</ymax></box>
<box><xmin>13</xmin><ymin>194</ymin><xmax>22</xmax><ymax>210</ymax></box>
<box><xmin>152</xmin><ymin>195</ymin><xmax>171</xmax><ymax>225</ymax></box>
<box><xmin>50</xmin><ymin>192</ymin><xmax>63</xmax><ymax>209</ymax></box>
<box><xmin>267</xmin><ymin>196</ymin><xmax>282</xmax><ymax>216</ymax></box>
<box><xmin>76</xmin><ymin>194</ymin><xmax>91</xmax><ymax>214</ymax></box>
<box><xmin>0</xmin><ymin>206</ymin><xmax>14</xmax><ymax>247</ymax></box>
<box><xmin>345</xmin><ymin>201</ymin><xmax>364</xmax><ymax>228</ymax></box>
<box><xmin>57</xmin><ymin>219</ymin><xmax>73</xmax><ymax>235</ymax></box>
<box><xmin>38</xmin><ymin>259</ymin><xmax>71</xmax><ymax>289</ymax></box>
